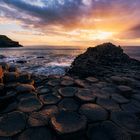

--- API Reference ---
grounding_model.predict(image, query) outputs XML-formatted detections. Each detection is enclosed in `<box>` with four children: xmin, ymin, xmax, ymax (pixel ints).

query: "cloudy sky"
<box><xmin>0</xmin><ymin>0</ymin><xmax>140</xmax><ymax>47</ymax></box>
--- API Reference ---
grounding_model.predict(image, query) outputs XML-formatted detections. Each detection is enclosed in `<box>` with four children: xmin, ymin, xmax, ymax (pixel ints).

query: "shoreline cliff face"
<box><xmin>0</xmin><ymin>43</ymin><xmax>140</xmax><ymax>140</ymax></box>
<box><xmin>0</xmin><ymin>35</ymin><xmax>23</xmax><ymax>48</ymax></box>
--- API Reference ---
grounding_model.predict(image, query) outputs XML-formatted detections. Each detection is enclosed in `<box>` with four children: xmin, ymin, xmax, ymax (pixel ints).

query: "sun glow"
<box><xmin>94</xmin><ymin>31</ymin><xmax>114</xmax><ymax>40</ymax></box>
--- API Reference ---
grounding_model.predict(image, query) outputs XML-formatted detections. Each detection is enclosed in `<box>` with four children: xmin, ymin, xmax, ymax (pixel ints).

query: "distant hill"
<box><xmin>0</xmin><ymin>35</ymin><xmax>23</xmax><ymax>48</ymax></box>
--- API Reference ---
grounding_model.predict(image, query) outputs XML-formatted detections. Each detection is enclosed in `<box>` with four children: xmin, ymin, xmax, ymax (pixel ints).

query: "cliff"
<box><xmin>0</xmin><ymin>35</ymin><xmax>23</xmax><ymax>48</ymax></box>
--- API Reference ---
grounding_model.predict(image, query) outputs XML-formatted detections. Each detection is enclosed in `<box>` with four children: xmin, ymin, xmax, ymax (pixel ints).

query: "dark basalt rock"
<box><xmin>28</xmin><ymin>112</ymin><xmax>49</xmax><ymax>127</ymax></box>
<box><xmin>18</xmin><ymin>97</ymin><xmax>42</xmax><ymax>112</ymax></box>
<box><xmin>51</xmin><ymin>111</ymin><xmax>87</xmax><ymax>134</ymax></box>
<box><xmin>87</xmin><ymin>121</ymin><xmax>131</xmax><ymax>140</ymax></box>
<box><xmin>0</xmin><ymin>35</ymin><xmax>23</xmax><ymax>48</ymax></box>
<box><xmin>58</xmin><ymin>98</ymin><xmax>79</xmax><ymax>111</ymax></box>
<box><xmin>68</xmin><ymin>43</ymin><xmax>140</xmax><ymax>77</ymax></box>
<box><xmin>79</xmin><ymin>103</ymin><xmax>108</xmax><ymax>122</ymax></box>
<box><xmin>111</xmin><ymin>111</ymin><xmax>140</xmax><ymax>135</ymax></box>
<box><xmin>58</xmin><ymin>87</ymin><xmax>78</xmax><ymax>97</ymax></box>
<box><xmin>0</xmin><ymin>111</ymin><xmax>26</xmax><ymax>136</ymax></box>
<box><xmin>17</xmin><ymin>127</ymin><xmax>53</xmax><ymax>140</ymax></box>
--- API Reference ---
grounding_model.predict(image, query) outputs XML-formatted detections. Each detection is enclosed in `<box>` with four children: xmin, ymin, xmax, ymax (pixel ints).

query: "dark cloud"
<box><xmin>0</xmin><ymin>0</ymin><xmax>140</xmax><ymax>38</ymax></box>
<box><xmin>116</xmin><ymin>24</ymin><xmax>140</xmax><ymax>39</ymax></box>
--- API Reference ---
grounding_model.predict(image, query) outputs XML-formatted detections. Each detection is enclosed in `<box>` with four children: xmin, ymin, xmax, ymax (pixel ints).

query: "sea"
<box><xmin>0</xmin><ymin>46</ymin><xmax>140</xmax><ymax>76</ymax></box>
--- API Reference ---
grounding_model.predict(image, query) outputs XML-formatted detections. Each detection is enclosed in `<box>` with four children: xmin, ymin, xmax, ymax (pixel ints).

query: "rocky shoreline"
<box><xmin>0</xmin><ymin>43</ymin><xmax>140</xmax><ymax>140</ymax></box>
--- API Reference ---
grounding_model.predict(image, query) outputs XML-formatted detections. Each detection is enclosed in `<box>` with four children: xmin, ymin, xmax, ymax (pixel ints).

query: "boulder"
<box><xmin>68</xmin><ymin>43</ymin><xmax>140</xmax><ymax>77</ymax></box>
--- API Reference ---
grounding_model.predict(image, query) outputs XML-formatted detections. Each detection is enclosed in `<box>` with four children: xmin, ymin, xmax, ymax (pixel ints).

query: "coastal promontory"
<box><xmin>0</xmin><ymin>35</ymin><xmax>23</xmax><ymax>48</ymax></box>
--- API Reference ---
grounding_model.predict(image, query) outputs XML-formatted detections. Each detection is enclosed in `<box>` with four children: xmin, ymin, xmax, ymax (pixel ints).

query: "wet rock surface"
<box><xmin>0</xmin><ymin>43</ymin><xmax>140</xmax><ymax>139</ymax></box>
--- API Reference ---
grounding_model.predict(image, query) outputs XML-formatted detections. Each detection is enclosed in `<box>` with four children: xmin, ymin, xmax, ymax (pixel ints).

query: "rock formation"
<box><xmin>0</xmin><ymin>35</ymin><xmax>23</xmax><ymax>48</ymax></box>
<box><xmin>68</xmin><ymin>43</ymin><xmax>140</xmax><ymax>78</ymax></box>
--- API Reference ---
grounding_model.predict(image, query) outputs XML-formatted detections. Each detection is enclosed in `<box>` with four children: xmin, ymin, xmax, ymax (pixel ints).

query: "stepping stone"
<box><xmin>75</xmin><ymin>79</ymin><xmax>86</xmax><ymax>87</ymax></box>
<box><xmin>39</xmin><ymin>105</ymin><xmax>59</xmax><ymax>118</ymax></box>
<box><xmin>0</xmin><ymin>65</ymin><xmax>3</xmax><ymax>79</ymax></box>
<box><xmin>111</xmin><ymin>111</ymin><xmax>140</xmax><ymax>134</ymax></box>
<box><xmin>58</xmin><ymin>98</ymin><xmax>79</xmax><ymax>111</ymax></box>
<box><xmin>118</xmin><ymin>85</ymin><xmax>132</xmax><ymax>94</ymax></box>
<box><xmin>132</xmin><ymin>94</ymin><xmax>140</xmax><ymax>102</ymax></box>
<box><xmin>28</xmin><ymin>112</ymin><xmax>49</xmax><ymax>127</ymax></box>
<box><xmin>18</xmin><ymin>73</ymin><xmax>31</xmax><ymax>83</ymax></box>
<box><xmin>0</xmin><ymin>83</ymin><xmax>5</xmax><ymax>96</ymax></box>
<box><xmin>17</xmin><ymin>127</ymin><xmax>53</xmax><ymax>140</ymax></box>
<box><xmin>40</xmin><ymin>94</ymin><xmax>61</xmax><ymax>105</ymax></box>
<box><xmin>0</xmin><ymin>111</ymin><xmax>26</xmax><ymax>136</ymax></box>
<box><xmin>75</xmin><ymin>89</ymin><xmax>96</xmax><ymax>102</ymax></box>
<box><xmin>62</xmin><ymin>76</ymin><xmax>73</xmax><ymax>81</ymax></box>
<box><xmin>111</xmin><ymin>94</ymin><xmax>129</xmax><ymax>104</ymax></box>
<box><xmin>92</xmin><ymin>90</ymin><xmax>109</xmax><ymax>99</ymax></box>
<box><xmin>48</xmin><ymin>79</ymin><xmax>60</xmax><ymax>86</ymax></box>
<box><xmin>121</xmin><ymin>103</ymin><xmax>140</xmax><ymax>113</ymax></box>
<box><xmin>110</xmin><ymin>76</ymin><xmax>125</xmax><ymax>84</ymax></box>
<box><xmin>58</xmin><ymin>87</ymin><xmax>78</xmax><ymax>97</ymax></box>
<box><xmin>86</xmin><ymin>77</ymin><xmax>99</xmax><ymax>83</ymax></box>
<box><xmin>16</xmin><ymin>84</ymin><xmax>35</xmax><ymax>93</ymax></box>
<box><xmin>9</xmin><ymin>65</ymin><xmax>18</xmax><ymax>72</ymax></box>
<box><xmin>87</xmin><ymin>121</ymin><xmax>131</xmax><ymax>140</ymax></box>
<box><xmin>97</xmin><ymin>98</ymin><xmax>120</xmax><ymax>111</ymax></box>
<box><xmin>4</xmin><ymin>72</ymin><xmax>19</xmax><ymax>83</ymax></box>
<box><xmin>0</xmin><ymin>92</ymin><xmax>16</xmax><ymax>112</ymax></box>
<box><xmin>131</xmin><ymin>99</ymin><xmax>140</xmax><ymax>108</ymax></box>
<box><xmin>61</xmin><ymin>80</ymin><xmax>74</xmax><ymax>86</ymax></box>
<box><xmin>16</xmin><ymin>92</ymin><xmax>36</xmax><ymax>101</ymax></box>
<box><xmin>18</xmin><ymin>97</ymin><xmax>42</xmax><ymax>112</ymax></box>
<box><xmin>0</xmin><ymin>101</ymin><xmax>18</xmax><ymax>114</ymax></box>
<box><xmin>94</xmin><ymin>82</ymin><xmax>107</xmax><ymax>88</ymax></box>
<box><xmin>0</xmin><ymin>62</ymin><xmax>9</xmax><ymax>70</ymax></box>
<box><xmin>0</xmin><ymin>137</ymin><xmax>11</xmax><ymax>140</ymax></box>
<box><xmin>101</xmin><ymin>87</ymin><xmax>117</xmax><ymax>95</ymax></box>
<box><xmin>79</xmin><ymin>103</ymin><xmax>108</xmax><ymax>122</ymax></box>
<box><xmin>51</xmin><ymin>111</ymin><xmax>87</xmax><ymax>134</ymax></box>
<box><xmin>37</xmin><ymin>87</ymin><xmax>50</xmax><ymax>95</ymax></box>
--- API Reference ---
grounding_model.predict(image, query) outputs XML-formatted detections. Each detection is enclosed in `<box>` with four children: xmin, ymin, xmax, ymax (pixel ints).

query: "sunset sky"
<box><xmin>0</xmin><ymin>0</ymin><xmax>140</xmax><ymax>47</ymax></box>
